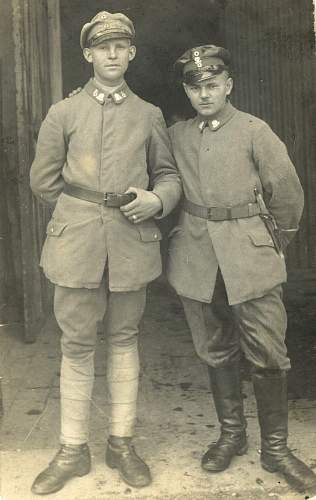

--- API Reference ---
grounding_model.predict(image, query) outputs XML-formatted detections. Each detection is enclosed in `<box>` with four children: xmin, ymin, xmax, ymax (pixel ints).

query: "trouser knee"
<box><xmin>105</xmin><ymin>289</ymin><xmax>146</xmax><ymax>352</ymax></box>
<box><xmin>55</xmin><ymin>284</ymin><xmax>106</xmax><ymax>360</ymax></box>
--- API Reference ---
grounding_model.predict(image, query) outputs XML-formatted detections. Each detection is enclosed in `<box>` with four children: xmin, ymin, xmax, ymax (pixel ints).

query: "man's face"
<box><xmin>183</xmin><ymin>72</ymin><xmax>233</xmax><ymax>118</ymax></box>
<box><xmin>83</xmin><ymin>38</ymin><xmax>136</xmax><ymax>86</ymax></box>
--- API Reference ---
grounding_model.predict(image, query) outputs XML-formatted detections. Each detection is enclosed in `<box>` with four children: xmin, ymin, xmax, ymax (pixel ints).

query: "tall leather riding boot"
<box><xmin>202</xmin><ymin>362</ymin><xmax>248</xmax><ymax>472</ymax></box>
<box><xmin>253</xmin><ymin>370</ymin><xmax>316</xmax><ymax>493</ymax></box>
<box><xmin>31</xmin><ymin>444</ymin><xmax>91</xmax><ymax>495</ymax></box>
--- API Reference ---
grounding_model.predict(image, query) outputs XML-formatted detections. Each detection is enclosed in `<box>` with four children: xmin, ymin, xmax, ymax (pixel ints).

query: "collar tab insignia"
<box><xmin>112</xmin><ymin>91</ymin><xmax>127</xmax><ymax>104</ymax></box>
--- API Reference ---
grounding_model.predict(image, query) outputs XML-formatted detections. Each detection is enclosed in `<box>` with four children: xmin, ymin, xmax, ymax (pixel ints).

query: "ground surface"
<box><xmin>1</xmin><ymin>281</ymin><xmax>316</xmax><ymax>500</ymax></box>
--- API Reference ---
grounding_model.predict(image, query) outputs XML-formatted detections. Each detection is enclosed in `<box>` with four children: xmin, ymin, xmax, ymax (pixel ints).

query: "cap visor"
<box><xmin>184</xmin><ymin>71</ymin><xmax>218</xmax><ymax>85</ymax></box>
<box><xmin>89</xmin><ymin>31</ymin><xmax>132</xmax><ymax>46</ymax></box>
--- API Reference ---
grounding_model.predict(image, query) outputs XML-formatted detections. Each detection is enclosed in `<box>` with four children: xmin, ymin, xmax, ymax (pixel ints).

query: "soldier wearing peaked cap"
<box><xmin>167</xmin><ymin>44</ymin><xmax>316</xmax><ymax>493</ymax></box>
<box><xmin>30</xmin><ymin>11</ymin><xmax>181</xmax><ymax>495</ymax></box>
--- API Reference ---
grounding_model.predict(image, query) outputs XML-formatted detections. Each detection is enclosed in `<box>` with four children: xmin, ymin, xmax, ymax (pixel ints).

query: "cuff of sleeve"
<box><xmin>152</xmin><ymin>184</ymin><xmax>175</xmax><ymax>219</ymax></box>
<box><xmin>279</xmin><ymin>227</ymin><xmax>299</xmax><ymax>248</ymax></box>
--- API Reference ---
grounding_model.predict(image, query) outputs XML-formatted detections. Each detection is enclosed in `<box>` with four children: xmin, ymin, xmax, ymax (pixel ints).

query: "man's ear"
<box><xmin>83</xmin><ymin>48</ymin><xmax>93</xmax><ymax>63</ymax></box>
<box><xmin>182</xmin><ymin>83</ymin><xmax>190</xmax><ymax>98</ymax></box>
<box><xmin>128</xmin><ymin>45</ymin><xmax>136</xmax><ymax>62</ymax></box>
<box><xmin>226</xmin><ymin>77</ymin><xmax>233</xmax><ymax>97</ymax></box>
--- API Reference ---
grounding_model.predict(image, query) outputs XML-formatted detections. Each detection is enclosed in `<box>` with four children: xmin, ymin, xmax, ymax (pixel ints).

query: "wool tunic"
<box><xmin>167</xmin><ymin>102</ymin><xmax>304</xmax><ymax>304</ymax></box>
<box><xmin>30</xmin><ymin>79</ymin><xmax>181</xmax><ymax>290</ymax></box>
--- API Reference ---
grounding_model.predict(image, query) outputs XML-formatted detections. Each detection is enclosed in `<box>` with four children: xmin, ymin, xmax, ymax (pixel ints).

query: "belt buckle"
<box><xmin>104</xmin><ymin>192</ymin><xmax>117</xmax><ymax>205</ymax></box>
<box><xmin>207</xmin><ymin>207</ymin><xmax>229</xmax><ymax>221</ymax></box>
<box><xmin>207</xmin><ymin>207</ymin><xmax>223</xmax><ymax>221</ymax></box>
<box><xmin>226</xmin><ymin>207</ymin><xmax>232</xmax><ymax>219</ymax></box>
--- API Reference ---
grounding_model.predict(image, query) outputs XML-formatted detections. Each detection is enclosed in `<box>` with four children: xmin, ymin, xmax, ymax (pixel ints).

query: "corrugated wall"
<box><xmin>222</xmin><ymin>0</ymin><xmax>316</xmax><ymax>275</ymax></box>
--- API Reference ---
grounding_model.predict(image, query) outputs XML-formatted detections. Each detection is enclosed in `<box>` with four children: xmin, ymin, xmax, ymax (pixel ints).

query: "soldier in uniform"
<box><xmin>30</xmin><ymin>11</ymin><xmax>181</xmax><ymax>495</ymax></box>
<box><xmin>167</xmin><ymin>44</ymin><xmax>316</xmax><ymax>493</ymax></box>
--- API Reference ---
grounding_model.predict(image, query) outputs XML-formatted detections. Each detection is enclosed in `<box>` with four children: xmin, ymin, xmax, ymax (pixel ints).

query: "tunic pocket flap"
<box><xmin>46</xmin><ymin>219</ymin><xmax>68</xmax><ymax>237</ymax></box>
<box><xmin>137</xmin><ymin>224</ymin><xmax>162</xmax><ymax>242</ymax></box>
<box><xmin>248</xmin><ymin>231</ymin><xmax>275</xmax><ymax>248</ymax></box>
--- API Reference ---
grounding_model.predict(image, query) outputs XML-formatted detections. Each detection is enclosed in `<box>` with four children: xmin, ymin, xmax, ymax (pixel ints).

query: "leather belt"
<box><xmin>183</xmin><ymin>198</ymin><xmax>261</xmax><ymax>221</ymax></box>
<box><xmin>63</xmin><ymin>182</ymin><xmax>136</xmax><ymax>207</ymax></box>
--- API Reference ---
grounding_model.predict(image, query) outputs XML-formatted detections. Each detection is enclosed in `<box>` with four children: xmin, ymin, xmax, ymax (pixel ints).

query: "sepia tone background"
<box><xmin>0</xmin><ymin>0</ymin><xmax>315</xmax><ymax>341</ymax></box>
<box><xmin>0</xmin><ymin>2</ymin><xmax>316</xmax><ymax>499</ymax></box>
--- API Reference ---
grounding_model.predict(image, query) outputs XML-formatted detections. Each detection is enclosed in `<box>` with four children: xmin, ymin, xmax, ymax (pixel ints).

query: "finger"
<box><xmin>131</xmin><ymin>212</ymin><xmax>147</xmax><ymax>223</ymax></box>
<box><xmin>128</xmin><ymin>214</ymin><xmax>139</xmax><ymax>224</ymax></box>
<box><xmin>124</xmin><ymin>186</ymin><xmax>139</xmax><ymax>195</ymax></box>
<box><xmin>120</xmin><ymin>198</ymin><xmax>139</xmax><ymax>212</ymax></box>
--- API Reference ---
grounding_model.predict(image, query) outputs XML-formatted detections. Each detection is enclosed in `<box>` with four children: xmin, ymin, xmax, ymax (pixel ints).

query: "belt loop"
<box><xmin>227</xmin><ymin>207</ymin><xmax>232</xmax><ymax>220</ymax></box>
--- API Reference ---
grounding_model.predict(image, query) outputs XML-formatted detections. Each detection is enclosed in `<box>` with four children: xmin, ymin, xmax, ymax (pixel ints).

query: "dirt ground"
<box><xmin>1</xmin><ymin>280</ymin><xmax>316</xmax><ymax>500</ymax></box>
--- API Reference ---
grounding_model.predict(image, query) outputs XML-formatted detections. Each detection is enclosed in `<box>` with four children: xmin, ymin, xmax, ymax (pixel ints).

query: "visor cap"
<box><xmin>80</xmin><ymin>11</ymin><xmax>135</xmax><ymax>49</ymax></box>
<box><xmin>175</xmin><ymin>44</ymin><xmax>231</xmax><ymax>84</ymax></box>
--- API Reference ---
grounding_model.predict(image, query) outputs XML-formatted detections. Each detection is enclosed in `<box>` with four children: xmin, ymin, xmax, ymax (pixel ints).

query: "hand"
<box><xmin>120</xmin><ymin>187</ymin><xmax>162</xmax><ymax>224</ymax></box>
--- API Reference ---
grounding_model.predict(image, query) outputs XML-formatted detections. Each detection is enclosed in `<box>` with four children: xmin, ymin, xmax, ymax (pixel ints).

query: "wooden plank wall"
<box><xmin>0</xmin><ymin>0</ymin><xmax>24</xmax><ymax>321</ymax></box>
<box><xmin>222</xmin><ymin>0</ymin><xmax>316</xmax><ymax>276</ymax></box>
<box><xmin>12</xmin><ymin>0</ymin><xmax>53</xmax><ymax>341</ymax></box>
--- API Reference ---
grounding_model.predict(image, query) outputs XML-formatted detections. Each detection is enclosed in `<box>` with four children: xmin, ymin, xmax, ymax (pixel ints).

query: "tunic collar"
<box><xmin>198</xmin><ymin>101</ymin><xmax>237</xmax><ymax>132</ymax></box>
<box><xmin>84</xmin><ymin>78</ymin><xmax>130</xmax><ymax>105</ymax></box>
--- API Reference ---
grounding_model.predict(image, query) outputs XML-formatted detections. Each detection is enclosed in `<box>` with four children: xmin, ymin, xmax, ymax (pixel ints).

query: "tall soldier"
<box><xmin>167</xmin><ymin>44</ymin><xmax>316</xmax><ymax>493</ymax></box>
<box><xmin>30</xmin><ymin>11</ymin><xmax>181</xmax><ymax>495</ymax></box>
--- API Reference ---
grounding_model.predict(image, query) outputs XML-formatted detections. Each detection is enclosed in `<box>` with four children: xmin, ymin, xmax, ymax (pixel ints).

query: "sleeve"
<box><xmin>30</xmin><ymin>104</ymin><xmax>67</xmax><ymax>205</ymax></box>
<box><xmin>253</xmin><ymin>123</ymin><xmax>304</xmax><ymax>247</ymax></box>
<box><xmin>147</xmin><ymin>107</ymin><xmax>182</xmax><ymax>218</ymax></box>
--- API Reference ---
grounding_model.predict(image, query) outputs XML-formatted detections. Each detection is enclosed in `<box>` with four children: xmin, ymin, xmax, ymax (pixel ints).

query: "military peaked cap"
<box><xmin>80</xmin><ymin>11</ymin><xmax>135</xmax><ymax>49</ymax></box>
<box><xmin>175</xmin><ymin>44</ymin><xmax>231</xmax><ymax>84</ymax></box>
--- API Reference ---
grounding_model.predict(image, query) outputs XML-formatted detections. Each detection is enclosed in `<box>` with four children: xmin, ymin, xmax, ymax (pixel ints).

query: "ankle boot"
<box><xmin>253</xmin><ymin>370</ymin><xmax>316</xmax><ymax>493</ymax></box>
<box><xmin>202</xmin><ymin>362</ymin><xmax>248</xmax><ymax>472</ymax></box>
<box><xmin>105</xmin><ymin>436</ymin><xmax>152</xmax><ymax>488</ymax></box>
<box><xmin>31</xmin><ymin>443</ymin><xmax>91</xmax><ymax>495</ymax></box>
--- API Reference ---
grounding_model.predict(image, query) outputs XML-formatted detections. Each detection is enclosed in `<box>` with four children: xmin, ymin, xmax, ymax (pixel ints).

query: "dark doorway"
<box><xmin>60</xmin><ymin>0</ymin><xmax>226</xmax><ymax>124</ymax></box>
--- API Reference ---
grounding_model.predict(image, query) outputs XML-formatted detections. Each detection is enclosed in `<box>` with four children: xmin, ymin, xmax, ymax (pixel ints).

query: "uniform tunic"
<box><xmin>30</xmin><ymin>79</ymin><xmax>181</xmax><ymax>291</ymax></box>
<box><xmin>167</xmin><ymin>102</ymin><xmax>304</xmax><ymax>305</ymax></box>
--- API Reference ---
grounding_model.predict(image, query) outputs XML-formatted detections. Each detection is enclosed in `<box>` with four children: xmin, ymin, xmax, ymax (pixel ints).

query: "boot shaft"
<box><xmin>252</xmin><ymin>370</ymin><xmax>288</xmax><ymax>451</ymax></box>
<box><xmin>208</xmin><ymin>363</ymin><xmax>247</xmax><ymax>436</ymax></box>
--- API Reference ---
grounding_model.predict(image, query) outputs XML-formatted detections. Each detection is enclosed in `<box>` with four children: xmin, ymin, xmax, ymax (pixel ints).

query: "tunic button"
<box><xmin>51</xmin><ymin>228</ymin><xmax>54</xmax><ymax>233</ymax></box>
<box><xmin>154</xmin><ymin>233</ymin><xmax>158</xmax><ymax>239</ymax></box>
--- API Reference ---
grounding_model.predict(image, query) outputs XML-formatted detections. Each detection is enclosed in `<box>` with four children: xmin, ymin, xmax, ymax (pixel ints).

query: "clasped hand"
<box><xmin>120</xmin><ymin>187</ymin><xmax>162</xmax><ymax>224</ymax></box>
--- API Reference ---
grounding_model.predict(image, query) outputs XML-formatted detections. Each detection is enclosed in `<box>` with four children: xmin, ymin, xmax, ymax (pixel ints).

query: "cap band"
<box><xmin>87</xmin><ymin>30</ymin><xmax>133</xmax><ymax>47</ymax></box>
<box><xmin>87</xmin><ymin>20</ymin><xmax>134</xmax><ymax>47</ymax></box>
<box><xmin>183</xmin><ymin>65</ymin><xmax>228</xmax><ymax>84</ymax></box>
<box><xmin>183</xmin><ymin>56</ymin><xmax>226</xmax><ymax>74</ymax></box>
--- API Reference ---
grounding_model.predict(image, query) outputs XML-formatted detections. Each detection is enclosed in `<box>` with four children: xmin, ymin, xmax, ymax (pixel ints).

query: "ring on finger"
<box><xmin>132</xmin><ymin>214</ymin><xmax>137</xmax><ymax>221</ymax></box>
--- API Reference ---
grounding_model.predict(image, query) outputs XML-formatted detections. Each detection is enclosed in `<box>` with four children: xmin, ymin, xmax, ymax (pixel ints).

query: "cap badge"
<box><xmin>211</xmin><ymin>119</ymin><xmax>220</xmax><ymax>129</ymax></box>
<box><xmin>193</xmin><ymin>50</ymin><xmax>203</xmax><ymax>69</ymax></box>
